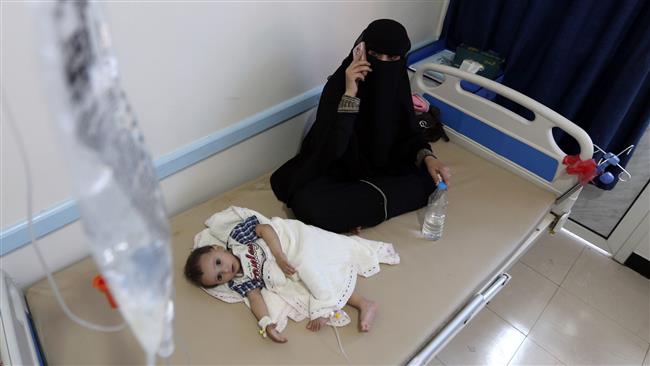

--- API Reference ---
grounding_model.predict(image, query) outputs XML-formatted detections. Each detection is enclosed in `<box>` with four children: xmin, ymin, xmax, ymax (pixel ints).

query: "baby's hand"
<box><xmin>277</xmin><ymin>254</ymin><xmax>296</xmax><ymax>276</ymax></box>
<box><xmin>266</xmin><ymin>324</ymin><xmax>287</xmax><ymax>343</ymax></box>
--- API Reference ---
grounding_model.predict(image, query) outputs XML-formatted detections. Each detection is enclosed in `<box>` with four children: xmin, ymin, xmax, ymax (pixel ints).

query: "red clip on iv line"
<box><xmin>93</xmin><ymin>274</ymin><xmax>118</xmax><ymax>309</ymax></box>
<box><xmin>563</xmin><ymin>144</ymin><xmax>634</xmax><ymax>186</ymax></box>
<box><xmin>563</xmin><ymin>155</ymin><xmax>597</xmax><ymax>185</ymax></box>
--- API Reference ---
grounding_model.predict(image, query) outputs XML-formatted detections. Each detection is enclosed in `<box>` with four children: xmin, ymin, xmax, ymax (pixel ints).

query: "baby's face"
<box><xmin>199</xmin><ymin>246</ymin><xmax>240</xmax><ymax>287</ymax></box>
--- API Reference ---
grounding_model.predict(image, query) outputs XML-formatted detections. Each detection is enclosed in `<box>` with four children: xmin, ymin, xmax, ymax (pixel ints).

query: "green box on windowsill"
<box><xmin>452</xmin><ymin>44</ymin><xmax>505</xmax><ymax>80</ymax></box>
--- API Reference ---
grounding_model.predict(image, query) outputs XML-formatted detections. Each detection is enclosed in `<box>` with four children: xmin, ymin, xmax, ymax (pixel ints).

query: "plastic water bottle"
<box><xmin>422</xmin><ymin>181</ymin><xmax>448</xmax><ymax>240</ymax></box>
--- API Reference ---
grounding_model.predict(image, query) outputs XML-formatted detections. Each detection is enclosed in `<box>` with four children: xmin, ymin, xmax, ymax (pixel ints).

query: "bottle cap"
<box><xmin>438</xmin><ymin>181</ymin><xmax>447</xmax><ymax>190</ymax></box>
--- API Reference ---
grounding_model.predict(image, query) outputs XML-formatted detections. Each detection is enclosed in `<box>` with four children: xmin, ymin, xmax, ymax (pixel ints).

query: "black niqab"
<box><xmin>272</xmin><ymin>19</ymin><xmax>425</xmax><ymax>203</ymax></box>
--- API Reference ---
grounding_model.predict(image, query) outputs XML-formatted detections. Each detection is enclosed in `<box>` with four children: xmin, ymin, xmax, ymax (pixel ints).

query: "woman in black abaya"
<box><xmin>271</xmin><ymin>19</ymin><xmax>451</xmax><ymax>233</ymax></box>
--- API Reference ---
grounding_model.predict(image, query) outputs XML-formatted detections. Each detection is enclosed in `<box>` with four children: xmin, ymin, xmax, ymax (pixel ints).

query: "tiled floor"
<box><xmin>432</xmin><ymin>229</ymin><xmax>650</xmax><ymax>365</ymax></box>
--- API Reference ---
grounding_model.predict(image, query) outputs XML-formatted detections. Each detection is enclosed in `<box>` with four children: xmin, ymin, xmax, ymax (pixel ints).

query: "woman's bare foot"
<box><xmin>306</xmin><ymin>317</ymin><xmax>329</xmax><ymax>332</ymax></box>
<box><xmin>346</xmin><ymin>226</ymin><xmax>362</xmax><ymax>236</ymax></box>
<box><xmin>358</xmin><ymin>299</ymin><xmax>378</xmax><ymax>332</ymax></box>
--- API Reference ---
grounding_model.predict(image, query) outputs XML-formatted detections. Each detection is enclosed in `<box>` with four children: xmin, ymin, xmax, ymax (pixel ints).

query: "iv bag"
<box><xmin>36</xmin><ymin>1</ymin><xmax>174</xmax><ymax>361</ymax></box>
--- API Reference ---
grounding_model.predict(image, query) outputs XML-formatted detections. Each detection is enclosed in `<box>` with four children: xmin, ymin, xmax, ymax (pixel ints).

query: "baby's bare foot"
<box><xmin>358</xmin><ymin>299</ymin><xmax>378</xmax><ymax>332</ymax></box>
<box><xmin>306</xmin><ymin>317</ymin><xmax>329</xmax><ymax>332</ymax></box>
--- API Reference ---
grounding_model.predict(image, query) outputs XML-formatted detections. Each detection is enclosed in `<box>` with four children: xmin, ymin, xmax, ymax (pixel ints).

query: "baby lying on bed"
<box><xmin>184</xmin><ymin>206</ymin><xmax>399</xmax><ymax>343</ymax></box>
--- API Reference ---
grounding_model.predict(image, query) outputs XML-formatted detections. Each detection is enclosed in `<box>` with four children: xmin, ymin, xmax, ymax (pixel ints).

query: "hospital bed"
<box><xmin>11</xmin><ymin>62</ymin><xmax>592</xmax><ymax>365</ymax></box>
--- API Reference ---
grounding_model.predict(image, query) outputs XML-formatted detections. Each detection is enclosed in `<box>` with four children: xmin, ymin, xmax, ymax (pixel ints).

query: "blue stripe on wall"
<box><xmin>0</xmin><ymin>38</ymin><xmax>437</xmax><ymax>257</ymax></box>
<box><xmin>0</xmin><ymin>200</ymin><xmax>80</xmax><ymax>257</ymax></box>
<box><xmin>423</xmin><ymin>94</ymin><xmax>558</xmax><ymax>182</ymax></box>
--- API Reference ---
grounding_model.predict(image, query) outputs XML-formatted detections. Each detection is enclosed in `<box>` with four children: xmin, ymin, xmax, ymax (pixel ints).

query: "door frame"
<box><xmin>565</xmin><ymin>183</ymin><xmax>649</xmax><ymax>262</ymax></box>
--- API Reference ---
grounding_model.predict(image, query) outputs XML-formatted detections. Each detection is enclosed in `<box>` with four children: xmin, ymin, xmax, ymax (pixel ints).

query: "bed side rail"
<box><xmin>411</xmin><ymin>64</ymin><xmax>593</xmax><ymax>195</ymax></box>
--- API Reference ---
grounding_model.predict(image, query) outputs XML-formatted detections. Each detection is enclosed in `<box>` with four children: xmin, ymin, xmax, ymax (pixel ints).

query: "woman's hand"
<box><xmin>266</xmin><ymin>324</ymin><xmax>287</xmax><ymax>343</ymax></box>
<box><xmin>345</xmin><ymin>60</ymin><xmax>372</xmax><ymax>97</ymax></box>
<box><xmin>277</xmin><ymin>254</ymin><xmax>296</xmax><ymax>276</ymax></box>
<box><xmin>424</xmin><ymin>156</ymin><xmax>451</xmax><ymax>185</ymax></box>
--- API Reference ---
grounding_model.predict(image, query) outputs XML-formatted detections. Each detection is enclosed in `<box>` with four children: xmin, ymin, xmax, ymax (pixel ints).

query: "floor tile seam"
<box><xmin>517</xmin><ymin>260</ymin><xmax>562</xmax><ymax>287</ymax></box>
<box><xmin>558</xmin><ymin>270</ymin><xmax>650</xmax><ymax>343</ymax></box>
<box><xmin>558</xmin><ymin>244</ymin><xmax>587</xmax><ymax>286</ymax></box>
<box><xmin>524</xmin><ymin>279</ymin><xmax>562</xmax><ymax>341</ymax></box>
<box><xmin>508</xmin><ymin>336</ymin><xmax>567</xmax><ymax>366</ymax></box>
<box><xmin>545</xmin><ymin>287</ymin><xmax>650</xmax><ymax>348</ymax></box>
<box><xmin>486</xmin><ymin>306</ymin><xmax>528</xmax><ymax>338</ymax></box>
<box><xmin>480</xmin><ymin>307</ymin><xmax>526</xmax><ymax>366</ymax></box>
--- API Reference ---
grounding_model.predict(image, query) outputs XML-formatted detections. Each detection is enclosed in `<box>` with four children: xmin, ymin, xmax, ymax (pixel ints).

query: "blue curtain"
<box><xmin>441</xmin><ymin>0</ymin><xmax>650</xmax><ymax>189</ymax></box>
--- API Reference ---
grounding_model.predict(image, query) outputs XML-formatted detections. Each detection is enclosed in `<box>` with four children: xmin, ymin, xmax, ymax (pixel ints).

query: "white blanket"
<box><xmin>194</xmin><ymin>206</ymin><xmax>399</xmax><ymax>331</ymax></box>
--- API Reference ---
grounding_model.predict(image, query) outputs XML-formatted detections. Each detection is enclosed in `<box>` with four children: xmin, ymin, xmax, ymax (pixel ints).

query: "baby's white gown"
<box><xmin>194</xmin><ymin>206</ymin><xmax>400</xmax><ymax>330</ymax></box>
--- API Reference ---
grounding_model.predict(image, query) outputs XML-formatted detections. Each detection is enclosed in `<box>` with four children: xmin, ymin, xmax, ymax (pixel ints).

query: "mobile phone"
<box><xmin>353</xmin><ymin>42</ymin><xmax>366</xmax><ymax>61</ymax></box>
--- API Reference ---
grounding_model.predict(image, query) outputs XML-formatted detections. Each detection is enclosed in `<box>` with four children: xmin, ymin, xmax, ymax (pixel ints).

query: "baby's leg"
<box><xmin>306</xmin><ymin>317</ymin><xmax>329</xmax><ymax>332</ymax></box>
<box><xmin>347</xmin><ymin>291</ymin><xmax>378</xmax><ymax>332</ymax></box>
